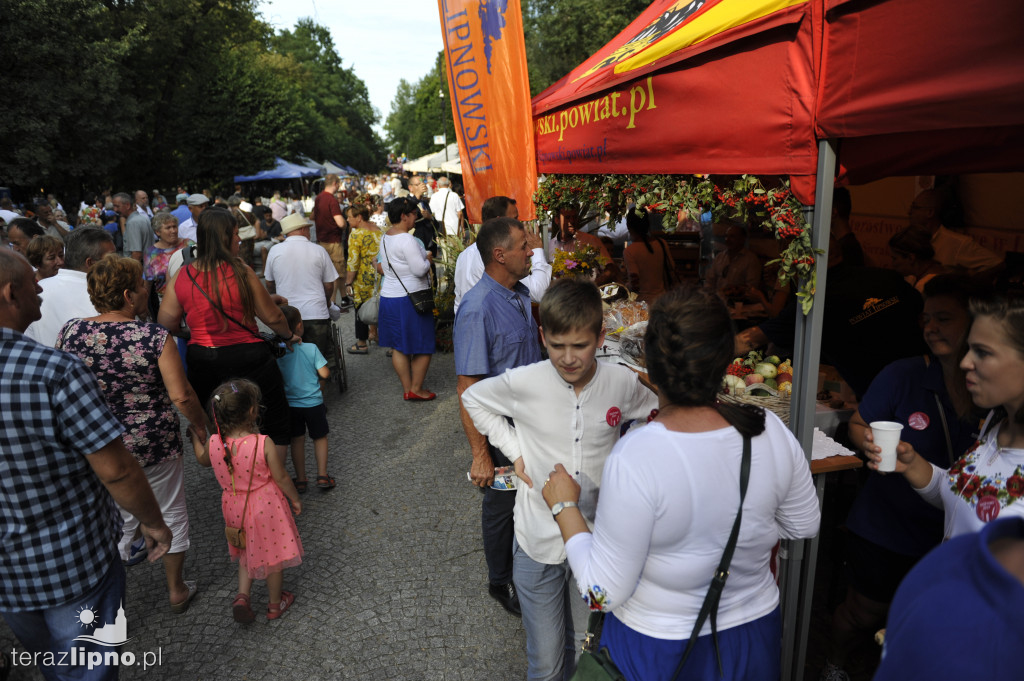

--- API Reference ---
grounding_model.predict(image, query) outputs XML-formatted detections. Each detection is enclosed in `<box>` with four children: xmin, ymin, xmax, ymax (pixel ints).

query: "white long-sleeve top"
<box><xmin>462</xmin><ymin>360</ymin><xmax>658</xmax><ymax>564</ymax></box>
<box><xmin>564</xmin><ymin>412</ymin><xmax>820</xmax><ymax>639</ymax></box>
<box><xmin>916</xmin><ymin>411</ymin><xmax>1024</xmax><ymax>538</ymax></box>
<box><xmin>379</xmin><ymin>232</ymin><xmax>430</xmax><ymax>298</ymax></box>
<box><xmin>453</xmin><ymin>242</ymin><xmax>552</xmax><ymax>315</ymax></box>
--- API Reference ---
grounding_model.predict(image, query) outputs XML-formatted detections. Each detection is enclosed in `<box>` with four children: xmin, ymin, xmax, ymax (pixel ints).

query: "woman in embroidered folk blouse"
<box><xmin>871</xmin><ymin>292</ymin><xmax>1024</xmax><ymax>537</ymax></box>
<box><xmin>541</xmin><ymin>288</ymin><xmax>820</xmax><ymax>681</ymax></box>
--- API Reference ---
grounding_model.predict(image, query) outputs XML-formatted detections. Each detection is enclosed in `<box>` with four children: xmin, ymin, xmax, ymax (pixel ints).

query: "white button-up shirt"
<box><xmin>462</xmin><ymin>360</ymin><xmax>658</xmax><ymax>564</ymax></box>
<box><xmin>25</xmin><ymin>269</ymin><xmax>99</xmax><ymax>346</ymax></box>
<box><xmin>263</xmin><ymin>235</ymin><xmax>338</xmax><ymax>320</ymax></box>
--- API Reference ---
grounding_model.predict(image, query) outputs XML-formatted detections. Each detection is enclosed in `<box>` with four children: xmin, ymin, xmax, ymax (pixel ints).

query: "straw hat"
<box><xmin>280</xmin><ymin>213</ymin><xmax>312</xmax><ymax>235</ymax></box>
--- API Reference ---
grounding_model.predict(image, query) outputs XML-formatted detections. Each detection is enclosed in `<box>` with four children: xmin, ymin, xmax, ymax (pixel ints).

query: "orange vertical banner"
<box><xmin>438</xmin><ymin>0</ymin><xmax>537</xmax><ymax>223</ymax></box>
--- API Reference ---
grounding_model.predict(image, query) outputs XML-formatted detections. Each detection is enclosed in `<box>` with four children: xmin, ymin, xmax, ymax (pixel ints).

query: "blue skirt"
<box><xmin>378</xmin><ymin>295</ymin><xmax>435</xmax><ymax>355</ymax></box>
<box><xmin>601</xmin><ymin>607</ymin><xmax>781</xmax><ymax>681</ymax></box>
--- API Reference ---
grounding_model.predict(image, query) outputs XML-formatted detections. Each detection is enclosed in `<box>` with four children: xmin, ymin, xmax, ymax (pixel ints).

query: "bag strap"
<box><xmin>672</xmin><ymin>432</ymin><xmax>752</xmax><ymax>680</ymax></box>
<box><xmin>381</xmin><ymin>236</ymin><xmax>432</xmax><ymax>297</ymax></box>
<box><xmin>228</xmin><ymin>434</ymin><xmax>260</xmax><ymax>524</ymax></box>
<box><xmin>185</xmin><ymin>265</ymin><xmax>266</xmax><ymax>345</ymax></box>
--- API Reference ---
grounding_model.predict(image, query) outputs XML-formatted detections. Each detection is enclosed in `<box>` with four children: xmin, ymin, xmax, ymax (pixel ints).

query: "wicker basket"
<box><xmin>718</xmin><ymin>392</ymin><xmax>791</xmax><ymax>425</ymax></box>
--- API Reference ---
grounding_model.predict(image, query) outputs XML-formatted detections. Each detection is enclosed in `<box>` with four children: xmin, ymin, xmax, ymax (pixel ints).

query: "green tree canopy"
<box><xmin>270</xmin><ymin>18</ymin><xmax>385</xmax><ymax>173</ymax></box>
<box><xmin>384</xmin><ymin>52</ymin><xmax>455</xmax><ymax>160</ymax></box>
<box><xmin>0</xmin><ymin>1</ymin><xmax>383</xmax><ymax>199</ymax></box>
<box><xmin>522</xmin><ymin>0</ymin><xmax>655</xmax><ymax>96</ymax></box>
<box><xmin>382</xmin><ymin>1</ymin><xmax>652</xmax><ymax>157</ymax></box>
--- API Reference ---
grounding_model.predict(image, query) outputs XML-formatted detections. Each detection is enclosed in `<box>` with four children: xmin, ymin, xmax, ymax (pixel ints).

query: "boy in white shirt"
<box><xmin>462</xmin><ymin>279</ymin><xmax>658</xmax><ymax>681</ymax></box>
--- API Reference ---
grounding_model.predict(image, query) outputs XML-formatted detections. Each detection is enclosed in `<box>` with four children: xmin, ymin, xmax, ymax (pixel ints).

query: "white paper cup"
<box><xmin>870</xmin><ymin>421</ymin><xmax>904</xmax><ymax>472</ymax></box>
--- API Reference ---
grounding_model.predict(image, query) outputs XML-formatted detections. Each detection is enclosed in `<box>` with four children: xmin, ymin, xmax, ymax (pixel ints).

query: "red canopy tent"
<box><xmin>531</xmin><ymin>0</ymin><xmax>1024</xmax><ymax>677</ymax></box>
<box><xmin>532</xmin><ymin>0</ymin><xmax>822</xmax><ymax>203</ymax></box>
<box><xmin>817</xmin><ymin>0</ymin><xmax>1024</xmax><ymax>185</ymax></box>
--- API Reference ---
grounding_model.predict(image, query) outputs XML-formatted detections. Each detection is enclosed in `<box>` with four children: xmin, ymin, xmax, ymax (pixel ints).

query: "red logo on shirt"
<box><xmin>606</xmin><ymin>407</ymin><xmax>622</xmax><ymax>427</ymax></box>
<box><xmin>908</xmin><ymin>412</ymin><xmax>930</xmax><ymax>430</ymax></box>
<box><xmin>976</xmin><ymin>495</ymin><xmax>1000</xmax><ymax>522</ymax></box>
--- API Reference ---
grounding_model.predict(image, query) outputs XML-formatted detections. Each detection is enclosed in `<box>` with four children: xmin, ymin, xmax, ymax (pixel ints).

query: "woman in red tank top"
<box><xmin>159</xmin><ymin>208</ymin><xmax>300</xmax><ymax>455</ymax></box>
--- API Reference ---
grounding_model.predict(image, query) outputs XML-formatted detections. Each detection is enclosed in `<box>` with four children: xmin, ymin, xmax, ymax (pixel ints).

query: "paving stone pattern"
<box><xmin>1</xmin><ymin>318</ymin><xmax>527</xmax><ymax>680</ymax></box>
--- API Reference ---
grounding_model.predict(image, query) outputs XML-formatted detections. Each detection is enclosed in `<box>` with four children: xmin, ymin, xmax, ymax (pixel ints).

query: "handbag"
<box><xmin>570</xmin><ymin>433</ymin><xmax>752</xmax><ymax>681</ymax></box>
<box><xmin>235</xmin><ymin>208</ymin><xmax>257</xmax><ymax>241</ymax></box>
<box><xmin>357</xmin><ymin>276</ymin><xmax>381</xmax><ymax>325</ymax></box>
<box><xmin>224</xmin><ymin>436</ymin><xmax>260</xmax><ymax>549</ymax></box>
<box><xmin>381</xmin><ymin>236</ymin><xmax>434</xmax><ymax>315</ymax></box>
<box><xmin>185</xmin><ymin>266</ymin><xmax>287</xmax><ymax>358</ymax></box>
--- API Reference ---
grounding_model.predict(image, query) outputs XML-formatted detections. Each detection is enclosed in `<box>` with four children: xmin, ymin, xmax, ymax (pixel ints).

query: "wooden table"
<box><xmin>810</xmin><ymin>453</ymin><xmax>862</xmax><ymax>475</ymax></box>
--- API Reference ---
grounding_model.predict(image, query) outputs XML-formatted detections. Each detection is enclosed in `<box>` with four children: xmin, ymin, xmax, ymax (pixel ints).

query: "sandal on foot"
<box><xmin>347</xmin><ymin>343</ymin><xmax>369</xmax><ymax>355</ymax></box>
<box><xmin>292</xmin><ymin>478</ymin><xmax>307</xmax><ymax>494</ymax></box>
<box><xmin>317</xmin><ymin>474</ymin><xmax>336</xmax><ymax>490</ymax></box>
<box><xmin>170</xmin><ymin>581</ymin><xmax>198</xmax><ymax>614</ymax></box>
<box><xmin>232</xmin><ymin>593</ymin><xmax>255</xmax><ymax>623</ymax></box>
<box><xmin>267</xmin><ymin>591</ymin><xmax>295</xmax><ymax>620</ymax></box>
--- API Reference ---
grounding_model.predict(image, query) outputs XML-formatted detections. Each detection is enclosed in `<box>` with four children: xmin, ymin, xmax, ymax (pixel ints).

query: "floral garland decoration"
<box><xmin>534</xmin><ymin>173</ymin><xmax>819</xmax><ymax>312</ymax></box>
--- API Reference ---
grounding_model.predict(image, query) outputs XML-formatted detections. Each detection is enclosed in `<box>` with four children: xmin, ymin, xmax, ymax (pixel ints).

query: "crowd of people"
<box><xmin>1</xmin><ymin>175</ymin><xmax>1022</xmax><ymax>681</ymax></box>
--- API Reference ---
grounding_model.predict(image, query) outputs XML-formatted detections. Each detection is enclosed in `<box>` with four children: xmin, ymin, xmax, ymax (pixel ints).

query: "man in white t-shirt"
<box><xmin>263</xmin><ymin>213</ymin><xmax>339</xmax><ymax>367</ymax></box>
<box><xmin>429</xmin><ymin>177</ymin><xmax>464</xmax><ymax>238</ymax></box>
<box><xmin>454</xmin><ymin>196</ymin><xmax>550</xmax><ymax>314</ymax></box>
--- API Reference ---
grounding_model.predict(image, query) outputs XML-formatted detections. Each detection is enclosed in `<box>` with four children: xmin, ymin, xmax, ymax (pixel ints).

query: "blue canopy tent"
<box><xmin>234</xmin><ymin>157</ymin><xmax>323</xmax><ymax>182</ymax></box>
<box><xmin>234</xmin><ymin>157</ymin><xmax>324</xmax><ymax>201</ymax></box>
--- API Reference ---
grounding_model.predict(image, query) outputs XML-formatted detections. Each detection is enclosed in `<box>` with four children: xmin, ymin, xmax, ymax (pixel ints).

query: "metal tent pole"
<box><xmin>780</xmin><ymin>138</ymin><xmax>837</xmax><ymax>681</ymax></box>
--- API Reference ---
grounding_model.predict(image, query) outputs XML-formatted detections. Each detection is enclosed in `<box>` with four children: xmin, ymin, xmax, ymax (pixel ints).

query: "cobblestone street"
<box><xmin>1</xmin><ymin>317</ymin><xmax>527</xmax><ymax>680</ymax></box>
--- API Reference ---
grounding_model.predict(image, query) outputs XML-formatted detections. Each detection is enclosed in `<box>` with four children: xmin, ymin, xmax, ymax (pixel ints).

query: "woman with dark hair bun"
<box><xmin>158</xmin><ymin>208</ymin><xmax>299</xmax><ymax>459</ymax></box>
<box><xmin>541</xmin><ymin>287</ymin><xmax>819</xmax><ymax>681</ymax></box>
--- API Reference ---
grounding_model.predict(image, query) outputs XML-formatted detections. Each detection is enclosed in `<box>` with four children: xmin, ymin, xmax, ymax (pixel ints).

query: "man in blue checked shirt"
<box><xmin>0</xmin><ymin>249</ymin><xmax>171</xmax><ymax>681</ymax></box>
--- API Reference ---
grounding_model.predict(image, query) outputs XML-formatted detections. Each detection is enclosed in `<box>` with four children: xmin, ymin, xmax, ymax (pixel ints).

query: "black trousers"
<box><xmin>187</xmin><ymin>341</ymin><xmax>291</xmax><ymax>446</ymax></box>
<box><xmin>482</xmin><ymin>446</ymin><xmax>515</xmax><ymax>585</ymax></box>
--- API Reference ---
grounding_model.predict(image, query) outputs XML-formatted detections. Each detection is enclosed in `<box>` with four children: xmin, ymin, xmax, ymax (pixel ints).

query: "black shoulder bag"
<box><xmin>573</xmin><ymin>433</ymin><xmax>752</xmax><ymax>681</ymax></box>
<box><xmin>185</xmin><ymin>265</ymin><xmax>286</xmax><ymax>358</ymax></box>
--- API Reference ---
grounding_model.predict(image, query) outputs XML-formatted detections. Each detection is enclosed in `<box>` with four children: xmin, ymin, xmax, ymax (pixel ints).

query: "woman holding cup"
<box><xmin>820</xmin><ymin>275</ymin><xmax>983</xmax><ymax>681</ymax></box>
<box><xmin>871</xmin><ymin>290</ymin><xmax>1024</xmax><ymax>537</ymax></box>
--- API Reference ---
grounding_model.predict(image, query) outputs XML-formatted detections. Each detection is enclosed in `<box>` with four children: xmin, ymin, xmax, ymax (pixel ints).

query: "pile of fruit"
<box><xmin>722</xmin><ymin>351</ymin><xmax>794</xmax><ymax>397</ymax></box>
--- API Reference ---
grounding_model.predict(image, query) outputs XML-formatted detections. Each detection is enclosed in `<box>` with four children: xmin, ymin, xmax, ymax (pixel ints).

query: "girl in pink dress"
<box><xmin>190</xmin><ymin>379</ymin><xmax>304</xmax><ymax>622</ymax></box>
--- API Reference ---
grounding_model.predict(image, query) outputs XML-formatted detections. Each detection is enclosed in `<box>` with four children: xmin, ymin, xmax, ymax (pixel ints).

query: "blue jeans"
<box><xmin>513</xmin><ymin>540</ymin><xmax>589</xmax><ymax>681</ymax></box>
<box><xmin>2</xmin><ymin>555</ymin><xmax>125</xmax><ymax>681</ymax></box>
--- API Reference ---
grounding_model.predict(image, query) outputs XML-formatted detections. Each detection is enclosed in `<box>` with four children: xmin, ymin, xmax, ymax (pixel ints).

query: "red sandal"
<box><xmin>232</xmin><ymin>593</ymin><xmax>254</xmax><ymax>623</ymax></box>
<box><xmin>267</xmin><ymin>590</ymin><xmax>295</xmax><ymax>620</ymax></box>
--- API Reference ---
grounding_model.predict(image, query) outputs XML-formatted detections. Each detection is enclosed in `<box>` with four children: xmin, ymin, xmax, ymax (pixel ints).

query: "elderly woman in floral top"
<box><xmin>344</xmin><ymin>202</ymin><xmax>382</xmax><ymax>354</ymax></box>
<box><xmin>145</xmin><ymin>211</ymin><xmax>194</xmax><ymax>298</ymax></box>
<box><xmin>57</xmin><ymin>255</ymin><xmax>209</xmax><ymax>614</ymax></box>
